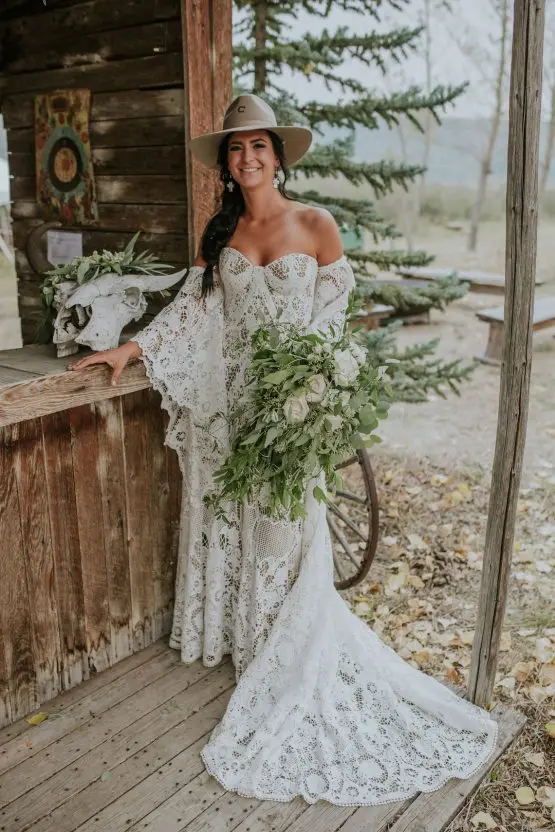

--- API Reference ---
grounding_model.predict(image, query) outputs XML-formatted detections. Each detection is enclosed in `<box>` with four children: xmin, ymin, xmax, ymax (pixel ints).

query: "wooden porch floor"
<box><xmin>0</xmin><ymin>640</ymin><xmax>525</xmax><ymax>832</ymax></box>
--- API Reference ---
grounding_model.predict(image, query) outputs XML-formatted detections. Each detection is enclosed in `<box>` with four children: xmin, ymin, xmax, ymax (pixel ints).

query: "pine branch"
<box><xmin>348</xmin><ymin>248</ymin><xmax>435</xmax><ymax>273</ymax></box>
<box><xmin>295</xmin><ymin>141</ymin><xmax>425</xmax><ymax>194</ymax></box>
<box><xmin>363</xmin><ymin>323</ymin><xmax>475</xmax><ymax>403</ymax></box>
<box><xmin>301</xmin><ymin>84</ymin><xmax>468</xmax><ymax>131</ymax></box>
<box><xmin>357</xmin><ymin>276</ymin><xmax>469</xmax><ymax>312</ymax></box>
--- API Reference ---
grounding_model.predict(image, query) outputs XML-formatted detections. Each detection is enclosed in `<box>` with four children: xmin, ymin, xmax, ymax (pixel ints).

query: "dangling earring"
<box><xmin>273</xmin><ymin>169</ymin><xmax>280</xmax><ymax>189</ymax></box>
<box><xmin>226</xmin><ymin>177</ymin><xmax>235</xmax><ymax>192</ymax></box>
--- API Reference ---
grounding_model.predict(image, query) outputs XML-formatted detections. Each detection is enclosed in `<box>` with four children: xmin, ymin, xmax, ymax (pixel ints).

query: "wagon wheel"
<box><xmin>329</xmin><ymin>448</ymin><xmax>379</xmax><ymax>591</ymax></box>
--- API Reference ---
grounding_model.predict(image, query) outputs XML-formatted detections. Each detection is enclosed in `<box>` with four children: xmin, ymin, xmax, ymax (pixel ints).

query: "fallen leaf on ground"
<box><xmin>470</xmin><ymin>810</ymin><xmax>497</xmax><ymax>829</ymax></box>
<box><xmin>536</xmin><ymin>786</ymin><xmax>555</xmax><ymax>807</ymax></box>
<box><xmin>545</xmin><ymin>720</ymin><xmax>555</xmax><ymax>738</ymax></box>
<box><xmin>524</xmin><ymin>751</ymin><xmax>545</xmax><ymax>767</ymax></box>
<box><xmin>25</xmin><ymin>712</ymin><xmax>48</xmax><ymax>726</ymax></box>
<box><xmin>516</xmin><ymin>786</ymin><xmax>536</xmax><ymax>805</ymax></box>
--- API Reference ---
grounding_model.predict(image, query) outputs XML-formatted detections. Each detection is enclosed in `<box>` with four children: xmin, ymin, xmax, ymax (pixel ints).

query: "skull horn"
<box><xmin>118</xmin><ymin>268</ymin><xmax>188</xmax><ymax>292</ymax></box>
<box><xmin>25</xmin><ymin>221</ymin><xmax>62</xmax><ymax>275</ymax></box>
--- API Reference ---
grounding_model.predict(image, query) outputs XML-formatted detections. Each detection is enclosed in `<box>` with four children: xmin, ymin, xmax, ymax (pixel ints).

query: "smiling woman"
<box><xmin>67</xmin><ymin>92</ymin><xmax>499</xmax><ymax>808</ymax></box>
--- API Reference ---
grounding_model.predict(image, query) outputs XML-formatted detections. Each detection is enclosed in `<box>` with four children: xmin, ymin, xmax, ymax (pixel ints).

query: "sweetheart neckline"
<box><xmin>221</xmin><ymin>247</ymin><xmax>318</xmax><ymax>270</ymax></box>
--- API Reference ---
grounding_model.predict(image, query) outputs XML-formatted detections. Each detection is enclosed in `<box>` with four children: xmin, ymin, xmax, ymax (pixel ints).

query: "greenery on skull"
<box><xmin>233</xmin><ymin>0</ymin><xmax>472</xmax><ymax>399</ymax></box>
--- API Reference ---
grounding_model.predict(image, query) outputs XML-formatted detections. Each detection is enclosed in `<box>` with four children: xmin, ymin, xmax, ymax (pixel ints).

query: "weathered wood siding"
<box><xmin>0</xmin><ymin>389</ymin><xmax>182</xmax><ymax>725</ymax></box>
<box><xmin>0</xmin><ymin>0</ymin><xmax>188</xmax><ymax>343</ymax></box>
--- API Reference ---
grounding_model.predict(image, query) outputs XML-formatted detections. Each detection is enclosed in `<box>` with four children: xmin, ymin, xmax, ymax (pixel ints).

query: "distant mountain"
<box><xmin>318</xmin><ymin>118</ymin><xmax>555</xmax><ymax>187</ymax></box>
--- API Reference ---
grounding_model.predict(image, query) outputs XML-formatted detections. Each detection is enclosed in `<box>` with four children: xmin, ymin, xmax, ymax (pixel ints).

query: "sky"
<box><xmin>274</xmin><ymin>0</ymin><xmax>554</xmax><ymax>120</ymax></box>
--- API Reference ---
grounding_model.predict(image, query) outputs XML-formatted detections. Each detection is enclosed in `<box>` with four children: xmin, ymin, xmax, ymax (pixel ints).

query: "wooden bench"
<box><xmin>477</xmin><ymin>296</ymin><xmax>555</xmax><ymax>363</ymax></box>
<box><xmin>352</xmin><ymin>303</ymin><xmax>394</xmax><ymax>330</ymax></box>
<box><xmin>397</xmin><ymin>266</ymin><xmax>544</xmax><ymax>295</ymax></box>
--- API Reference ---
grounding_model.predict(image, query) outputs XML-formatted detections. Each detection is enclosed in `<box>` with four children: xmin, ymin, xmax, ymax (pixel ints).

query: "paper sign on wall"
<box><xmin>47</xmin><ymin>229</ymin><xmax>83</xmax><ymax>265</ymax></box>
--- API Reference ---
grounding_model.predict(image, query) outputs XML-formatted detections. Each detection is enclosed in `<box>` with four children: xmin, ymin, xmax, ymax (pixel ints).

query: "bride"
<box><xmin>69</xmin><ymin>93</ymin><xmax>498</xmax><ymax>806</ymax></box>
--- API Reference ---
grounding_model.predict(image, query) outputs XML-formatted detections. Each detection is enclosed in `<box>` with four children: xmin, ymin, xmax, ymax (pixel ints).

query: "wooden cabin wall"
<box><xmin>0</xmin><ymin>0</ymin><xmax>188</xmax><ymax>344</ymax></box>
<box><xmin>0</xmin><ymin>388</ymin><xmax>182</xmax><ymax>725</ymax></box>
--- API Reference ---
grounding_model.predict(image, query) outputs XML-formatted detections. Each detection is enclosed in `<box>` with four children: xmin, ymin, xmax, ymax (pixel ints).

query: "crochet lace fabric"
<box><xmin>134</xmin><ymin>251</ymin><xmax>498</xmax><ymax>805</ymax></box>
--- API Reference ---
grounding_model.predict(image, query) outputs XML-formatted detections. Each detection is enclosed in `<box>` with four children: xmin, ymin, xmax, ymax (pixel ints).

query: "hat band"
<box><xmin>222</xmin><ymin>119</ymin><xmax>279</xmax><ymax>132</ymax></box>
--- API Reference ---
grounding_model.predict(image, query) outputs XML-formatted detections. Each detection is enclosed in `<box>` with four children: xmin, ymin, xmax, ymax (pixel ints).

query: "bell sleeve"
<box><xmin>308</xmin><ymin>256</ymin><xmax>356</xmax><ymax>336</ymax></box>
<box><xmin>133</xmin><ymin>265</ymin><xmax>226</xmax><ymax>428</ymax></box>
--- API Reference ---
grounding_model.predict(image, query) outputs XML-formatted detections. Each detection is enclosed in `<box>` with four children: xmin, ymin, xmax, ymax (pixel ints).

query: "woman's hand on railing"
<box><xmin>68</xmin><ymin>340</ymin><xmax>143</xmax><ymax>387</ymax></box>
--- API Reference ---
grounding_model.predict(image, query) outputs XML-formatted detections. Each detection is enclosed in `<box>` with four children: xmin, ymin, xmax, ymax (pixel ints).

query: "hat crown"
<box><xmin>222</xmin><ymin>94</ymin><xmax>277</xmax><ymax>131</ymax></box>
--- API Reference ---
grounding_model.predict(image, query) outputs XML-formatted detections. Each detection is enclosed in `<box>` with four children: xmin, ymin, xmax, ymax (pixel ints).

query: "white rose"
<box><xmin>283</xmin><ymin>392</ymin><xmax>310</xmax><ymax>424</ymax></box>
<box><xmin>305</xmin><ymin>373</ymin><xmax>327</xmax><ymax>403</ymax></box>
<box><xmin>350</xmin><ymin>343</ymin><xmax>367</xmax><ymax>367</ymax></box>
<box><xmin>333</xmin><ymin>349</ymin><xmax>360</xmax><ymax>387</ymax></box>
<box><xmin>326</xmin><ymin>414</ymin><xmax>344</xmax><ymax>431</ymax></box>
<box><xmin>339</xmin><ymin>391</ymin><xmax>351</xmax><ymax>407</ymax></box>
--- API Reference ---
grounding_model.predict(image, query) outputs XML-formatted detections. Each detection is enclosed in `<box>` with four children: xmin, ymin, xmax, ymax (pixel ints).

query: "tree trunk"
<box><xmin>539</xmin><ymin>82</ymin><xmax>555</xmax><ymax>195</ymax></box>
<box><xmin>415</xmin><ymin>0</ymin><xmax>433</xmax><ymax>218</ymax></box>
<box><xmin>468</xmin><ymin>0</ymin><xmax>545</xmax><ymax>709</ymax></box>
<box><xmin>254</xmin><ymin>0</ymin><xmax>268</xmax><ymax>93</ymax></box>
<box><xmin>468</xmin><ymin>0</ymin><xmax>511</xmax><ymax>252</ymax></box>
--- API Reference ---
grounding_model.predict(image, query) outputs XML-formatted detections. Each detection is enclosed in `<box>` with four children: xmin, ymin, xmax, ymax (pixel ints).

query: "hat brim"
<box><xmin>189</xmin><ymin>124</ymin><xmax>313</xmax><ymax>169</ymax></box>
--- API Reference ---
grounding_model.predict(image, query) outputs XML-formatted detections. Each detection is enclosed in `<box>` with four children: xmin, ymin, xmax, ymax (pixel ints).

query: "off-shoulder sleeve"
<box><xmin>133</xmin><ymin>266</ymin><xmax>226</xmax><ymax>426</ymax></box>
<box><xmin>308</xmin><ymin>256</ymin><xmax>356</xmax><ymax>336</ymax></box>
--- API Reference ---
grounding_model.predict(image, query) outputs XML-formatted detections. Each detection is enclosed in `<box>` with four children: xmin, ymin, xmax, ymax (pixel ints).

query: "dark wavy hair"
<box><xmin>200</xmin><ymin>130</ymin><xmax>291</xmax><ymax>296</ymax></box>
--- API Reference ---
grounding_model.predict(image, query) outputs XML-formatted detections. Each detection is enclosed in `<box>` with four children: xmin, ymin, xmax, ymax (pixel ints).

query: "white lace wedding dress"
<box><xmin>135</xmin><ymin>247</ymin><xmax>498</xmax><ymax>806</ymax></box>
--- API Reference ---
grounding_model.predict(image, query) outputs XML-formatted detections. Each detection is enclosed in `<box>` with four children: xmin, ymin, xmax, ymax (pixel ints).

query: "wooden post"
<box><xmin>468</xmin><ymin>0</ymin><xmax>545</xmax><ymax>708</ymax></box>
<box><xmin>181</xmin><ymin>0</ymin><xmax>233</xmax><ymax>262</ymax></box>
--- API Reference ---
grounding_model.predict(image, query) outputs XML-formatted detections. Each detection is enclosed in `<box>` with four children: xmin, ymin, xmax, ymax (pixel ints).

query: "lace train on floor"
<box><xmin>200</xmin><ymin>484</ymin><xmax>498</xmax><ymax>806</ymax></box>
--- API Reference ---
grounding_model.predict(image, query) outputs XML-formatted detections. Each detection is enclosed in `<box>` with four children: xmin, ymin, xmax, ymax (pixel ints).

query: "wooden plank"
<box><xmin>94</xmin><ymin>398</ymin><xmax>132</xmax><ymax>663</ymax></box>
<box><xmin>1</xmin><ymin>19</ymin><xmax>182</xmax><ymax>75</ymax></box>
<box><xmin>30</xmin><ymin>685</ymin><xmax>233</xmax><ymax>832</ymax></box>
<box><xmin>12</xmin><ymin>417</ymin><xmax>62</xmax><ymax>704</ymax></box>
<box><xmin>11</xmin><ymin>175</ymin><xmax>186</xmax><ymax>204</ymax></box>
<box><xmin>0</xmin><ymin>640</ymin><xmax>168</xmax><ymax>748</ymax></box>
<box><xmin>0</xmin><ymin>660</ymin><xmax>223</xmax><ymax>807</ymax></box>
<box><xmin>477</xmin><ymin>296</ymin><xmax>555</xmax><ymax>325</ymax></box>
<box><xmin>0</xmin><ymin>426</ymin><xmax>35</xmax><ymax>722</ymax></box>
<box><xmin>0</xmin><ymin>0</ymin><xmax>180</xmax><ymax>44</ymax></box>
<box><xmin>69</xmin><ymin>404</ymin><xmax>111</xmax><ymax>672</ymax></box>
<box><xmin>0</xmin><ymin>365</ymin><xmax>39</xmax><ymax>384</ymax></box>
<box><xmin>7</xmin><ymin>116</ymin><xmax>185</xmax><ymax>154</ymax></box>
<box><xmin>0</xmin><ymin>646</ymin><xmax>179</xmax><ymax>775</ymax></box>
<box><xmin>223</xmin><ymin>798</ymin><xmax>307</xmax><ymax>832</ymax></box>
<box><xmin>122</xmin><ymin>390</ymin><xmax>156</xmax><ymax>650</ymax></box>
<box><xmin>145</xmin><ymin>388</ymin><xmax>175</xmax><ymax>639</ymax></box>
<box><xmin>182</xmin><ymin>0</ymin><xmax>221</xmax><ymax>257</ymax></box>
<box><xmin>468</xmin><ymin>0</ymin><xmax>545</xmax><ymax>708</ymax></box>
<box><xmin>11</xmin><ymin>201</ymin><xmax>187</xmax><ymax>233</ymax></box>
<box><xmin>12</xmin><ymin>222</ymin><xmax>188</xmax><ymax>266</ymax></box>
<box><xmin>0</xmin><ymin>52</ymin><xmax>183</xmax><ymax>97</ymax></box>
<box><xmin>3</xmin><ymin>88</ymin><xmax>184</xmax><ymax>130</ymax></box>
<box><xmin>384</xmin><ymin>705</ymin><xmax>525</xmax><ymax>832</ymax></box>
<box><xmin>2</xmin><ymin>675</ymin><xmax>234</xmax><ymax>832</ymax></box>
<box><xmin>41</xmin><ymin>410</ymin><xmax>87</xmax><ymax>690</ymax></box>
<box><xmin>92</xmin><ymin>770</ymin><xmax>222</xmax><ymax>832</ymax></box>
<box><xmin>0</xmin><ymin>360</ymin><xmax>151</xmax><ymax>428</ymax></box>
<box><xmin>10</xmin><ymin>144</ymin><xmax>186</xmax><ymax>177</ymax></box>
<box><xmin>399</xmin><ymin>265</ymin><xmax>544</xmax><ymax>291</ymax></box>
<box><xmin>211</xmin><ymin>0</ymin><xmax>233</xmax><ymax>210</ymax></box>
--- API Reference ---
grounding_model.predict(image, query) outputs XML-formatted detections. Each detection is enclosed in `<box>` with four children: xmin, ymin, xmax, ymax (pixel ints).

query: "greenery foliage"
<box><xmin>205</xmin><ymin>295</ymin><xmax>390</xmax><ymax>521</ymax></box>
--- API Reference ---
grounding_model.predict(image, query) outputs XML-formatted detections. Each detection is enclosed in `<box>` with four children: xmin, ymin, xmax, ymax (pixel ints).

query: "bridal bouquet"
<box><xmin>205</xmin><ymin>301</ymin><xmax>391</xmax><ymax>521</ymax></box>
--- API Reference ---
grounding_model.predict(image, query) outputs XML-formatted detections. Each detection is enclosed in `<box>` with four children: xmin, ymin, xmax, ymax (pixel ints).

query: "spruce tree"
<box><xmin>233</xmin><ymin>0</ymin><xmax>466</xmax><ymax>277</ymax></box>
<box><xmin>233</xmin><ymin>0</ymin><xmax>473</xmax><ymax>402</ymax></box>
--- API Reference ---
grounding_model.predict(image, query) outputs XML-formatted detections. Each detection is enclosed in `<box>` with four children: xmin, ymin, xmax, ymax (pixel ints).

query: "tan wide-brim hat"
<box><xmin>189</xmin><ymin>93</ymin><xmax>313</xmax><ymax>169</ymax></box>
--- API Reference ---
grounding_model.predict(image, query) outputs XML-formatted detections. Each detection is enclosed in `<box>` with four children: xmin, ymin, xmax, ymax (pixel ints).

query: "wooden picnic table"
<box><xmin>397</xmin><ymin>266</ymin><xmax>544</xmax><ymax>295</ymax></box>
<box><xmin>476</xmin><ymin>296</ymin><xmax>555</xmax><ymax>362</ymax></box>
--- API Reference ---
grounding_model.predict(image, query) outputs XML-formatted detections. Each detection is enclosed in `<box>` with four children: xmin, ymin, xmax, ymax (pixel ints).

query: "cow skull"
<box><xmin>53</xmin><ymin>268</ymin><xmax>187</xmax><ymax>356</ymax></box>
